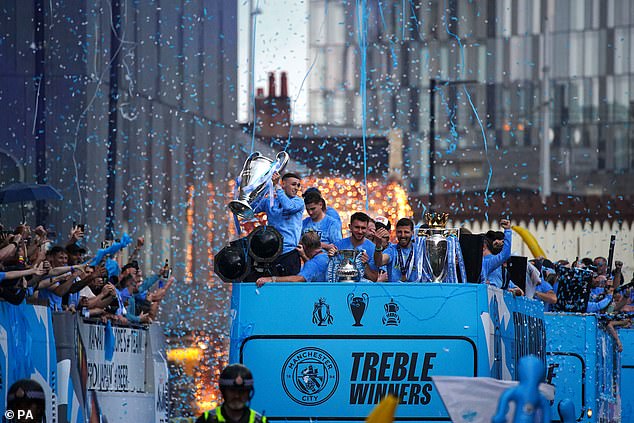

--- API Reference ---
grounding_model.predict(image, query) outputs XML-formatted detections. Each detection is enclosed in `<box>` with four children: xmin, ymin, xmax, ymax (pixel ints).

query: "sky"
<box><xmin>237</xmin><ymin>0</ymin><xmax>310</xmax><ymax>123</ymax></box>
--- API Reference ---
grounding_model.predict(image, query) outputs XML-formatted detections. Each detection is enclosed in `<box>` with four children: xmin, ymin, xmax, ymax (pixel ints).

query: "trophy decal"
<box><xmin>347</xmin><ymin>292</ymin><xmax>369</xmax><ymax>327</ymax></box>
<box><xmin>382</xmin><ymin>298</ymin><xmax>400</xmax><ymax>326</ymax></box>
<box><xmin>416</xmin><ymin>212</ymin><xmax>465</xmax><ymax>283</ymax></box>
<box><xmin>228</xmin><ymin>151</ymin><xmax>290</xmax><ymax>219</ymax></box>
<box><xmin>312</xmin><ymin>298</ymin><xmax>334</xmax><ymax>326</ymax></box>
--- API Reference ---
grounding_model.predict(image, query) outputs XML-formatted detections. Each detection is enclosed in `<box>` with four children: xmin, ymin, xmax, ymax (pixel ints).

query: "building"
<box><xmin>307</xmin><ymin>0</ymin><xmax>634</xmax><ymax>202</ymax></box>
<box><xmin>0</xmin><ymin>1</ymin><xmax>289</xmax><ymax>417</ymax></box>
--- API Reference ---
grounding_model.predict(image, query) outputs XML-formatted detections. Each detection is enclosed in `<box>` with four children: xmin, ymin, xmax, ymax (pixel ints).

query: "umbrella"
<box><xmin>0</xmin><ymin>182</ymin><xmax>63</xmax><ymax>223</ymax></box>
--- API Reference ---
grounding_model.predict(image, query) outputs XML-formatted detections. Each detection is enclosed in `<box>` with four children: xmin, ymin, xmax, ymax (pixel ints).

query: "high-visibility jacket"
<box><xmin>196</xmin><ymin>407</ymin><xmax>266</xmax><ymax>423</ymax></box>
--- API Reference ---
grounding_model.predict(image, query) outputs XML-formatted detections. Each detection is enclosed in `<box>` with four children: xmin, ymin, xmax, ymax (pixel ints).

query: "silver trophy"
<box><xmin>228</xmin><ymin>151</ymin><xmax>289</xmax><ymax>219</ymax></box>
<box><xmin>336</xmin><ymin>249</ymin><xmax>363</xmax><ymax>282</ymax></box>
<box><xmin>418</xmin><ymin>212</ymin><xmax>459</xmax><ymax>282</ymax></box>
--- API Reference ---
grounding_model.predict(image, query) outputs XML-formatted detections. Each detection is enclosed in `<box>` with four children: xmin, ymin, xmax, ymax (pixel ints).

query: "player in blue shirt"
<box><xmin>256</xmin><ymin>231</ymin><xmax>329</xmax><ymax>286</ymax></box>
<box><xmin>480</xmin><ymin>219</ymin><xmax>523</xmax><ymax>295</ymax></box>
<box><xmin>301</xmin><ymin>191</ymin><xmax>342</xmax><ymax>251</ymax></box>
<box><xmin>253</xmin><ymin>172</ymin><xmax>304</xmax><ymax>276</ymax></box>
<box><xmin>373</xmin><ymin>218</ymin><xmax>419</xmax><ymax>282</ymax></box>
<box><xmin>329</xmin><ymin>212</ymin><xmax>378</xmax><ymax>281</ymax></box>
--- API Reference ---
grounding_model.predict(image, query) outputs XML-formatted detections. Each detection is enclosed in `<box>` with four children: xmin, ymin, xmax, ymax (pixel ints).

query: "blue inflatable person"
<box><xmin>557</xmin><ymin>399</ymin><xmax>575</xmax><ymax>423</ymax></box>
<box><xmin>492</xmin><ymin>355</ymin><xmax>551</xmax><ymax>423</ymax></box>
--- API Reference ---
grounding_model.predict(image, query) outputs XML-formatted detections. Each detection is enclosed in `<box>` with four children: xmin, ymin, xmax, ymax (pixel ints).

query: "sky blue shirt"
<box><xmin>38</xmin><ymin>288</ymin><xmax>63</xmax><ymax>311</ymax></box>
<box><xmin>299</xmin><ymin>252</ymin><xmax>329</xmax><ymax>282</ymax></box>
<box><xmin>326</xmin><ymin>207</ymin><xmax>342</xmax><ymax>225</ymax></box>
<box><xmin>334</xmin><ymin>237</ymin><xmax>378</xmax><ymax>271</ymax></box>
<box><xmin>383</xmin><ymin>242</ymin><xmax>419</xmax><ymax>282</ymax></box>
<box><xmin>302</xmin><ymin>215</ymin><xmax>342</xmax><ymax>245</ymax></box>
<box><xmin>254</xmin><ymin>188</ymin><xmax>304</xmax><ymax>254</ymax></box>
<box><xmin>480</xmin><ymin>229</ymin><xmax>512</xmax><ymax>288</ymax></box>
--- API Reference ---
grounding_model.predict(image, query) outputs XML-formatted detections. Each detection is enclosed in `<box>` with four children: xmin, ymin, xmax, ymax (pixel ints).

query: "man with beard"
<box><xmin>373</xmin><ymin>218</ymin><xmax>419</xmax><ymax>282</ymax></box>
<box><xmin>328</xmin><ymin>212</ymin><xmax>378</xmax><ymax>281</ymax></box>
<box><xmin>196</xmin><ymin>364</ymin><xmax>266</xmax><ymax>423</ymax></box>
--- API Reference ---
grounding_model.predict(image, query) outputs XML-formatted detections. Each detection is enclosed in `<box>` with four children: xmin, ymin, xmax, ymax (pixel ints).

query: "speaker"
<box><xmin>505</xmin><ymin>256</ymin><xmax>527</xmax><ymax>292</ymax></box>
<box><xmin>214</xmin><ymin>238</ymin><xmax>250</xmax><ymax>283</ymax></box>
<box><xmin>459</xmin><ymin>233</ymin><xmax>484</xmax><ymax>283</ymax></box>
<box><xmin>248</xmin><ymin>226</ymin><xmax>283</xmax><ymax>263</ymax></box>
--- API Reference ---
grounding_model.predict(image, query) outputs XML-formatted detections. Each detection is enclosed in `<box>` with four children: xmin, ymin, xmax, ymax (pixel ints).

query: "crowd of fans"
<box><xmin>0</xmin><ymin>222</ymin><xmax>174</xmax><ymax>326</ymax></box>
<box><xmin>246</xmin><ymin>172</ymin><xmax>634</xmax><ymax>351</ymax></box>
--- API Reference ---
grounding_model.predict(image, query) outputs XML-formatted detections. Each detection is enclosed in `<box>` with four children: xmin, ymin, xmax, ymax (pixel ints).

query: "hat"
<box><xmin>374</xmin><ymin>216</ymin><xmax>391</xmax><ymax>231</ymax></box>
<box><xmin>121</xmin><ymin>261</ymin><xmax>139</xmax><ymax>272</ymax></box>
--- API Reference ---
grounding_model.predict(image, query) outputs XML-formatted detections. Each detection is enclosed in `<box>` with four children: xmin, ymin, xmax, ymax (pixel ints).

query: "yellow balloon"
<box><xmin>511</xmin><ymin>226</ymin><xmax>547</xmax><ymax>259</ymax></box>
<box><xmin>365</xmin><ymin>394</ymin><xmax>399</xmax><ymax>423</ymax></box>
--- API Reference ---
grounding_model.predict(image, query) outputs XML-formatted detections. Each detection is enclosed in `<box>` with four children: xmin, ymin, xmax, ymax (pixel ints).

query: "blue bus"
<box><xmin>229</xmin><ymin>282</ymin><xmax>545</xmax><ymax>421</ymax></box>
<box><xmin>545</xmin><ymin>313</ymin><xmax>620</xmax><ymax>423</ymax></box>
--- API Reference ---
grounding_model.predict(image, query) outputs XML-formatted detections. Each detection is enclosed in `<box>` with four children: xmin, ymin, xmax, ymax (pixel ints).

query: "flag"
<box><xmin>432</xmin><ymin>376</ymin><xmax>554</xmax><ymax>423</ymax></box>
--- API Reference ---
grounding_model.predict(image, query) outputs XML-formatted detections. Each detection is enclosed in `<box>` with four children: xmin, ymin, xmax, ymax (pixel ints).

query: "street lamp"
<box><xmin>428</xmin><ymin>78</ymin><xmax>478</xmax><ymax>212</ymax></box>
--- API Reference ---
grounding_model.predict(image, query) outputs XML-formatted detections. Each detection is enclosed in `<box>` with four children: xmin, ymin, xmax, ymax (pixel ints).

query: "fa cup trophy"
<box><xmin>327</xmin><ymin>249</ymin><xmax>364</xmax><ymax>282</ymax></box>
<box><xmin>415</xmin><ymin>212</ymin><xmax>466</xmax><ymax>283</ymax></box>
<box><xmin>228</xmin><ymin>151</ymin><xmax>289</xmax><ymax>219</ymax></box>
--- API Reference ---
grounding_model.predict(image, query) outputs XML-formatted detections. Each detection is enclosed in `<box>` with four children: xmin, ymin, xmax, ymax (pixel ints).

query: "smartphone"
<box><xmin>73</xmin><ymin>222</ymin><xmax>85</xmax><ymax>231</ymax></box>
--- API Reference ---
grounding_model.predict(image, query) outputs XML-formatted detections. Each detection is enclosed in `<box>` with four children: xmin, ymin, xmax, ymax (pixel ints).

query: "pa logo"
<box><xmin>281</xmin><ymin>347</ymin><xmax>339</xmax><ymax>406</ymax></box>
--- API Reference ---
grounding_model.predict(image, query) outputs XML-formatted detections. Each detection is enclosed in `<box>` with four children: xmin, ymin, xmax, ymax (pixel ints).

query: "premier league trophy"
<box><xmin>415</xmin><ymin>212</ymin><xmax>466</xmax><ymax>283</ymax></box>
<box><xmin>228</xmin><ymin>151</ymin><xmax>289</xmax><ymax>219</ymax></box>
<box><xmin>327</xmin><ymin>249</ymin><xmax>364</xmax><ymax>282</ymax></box>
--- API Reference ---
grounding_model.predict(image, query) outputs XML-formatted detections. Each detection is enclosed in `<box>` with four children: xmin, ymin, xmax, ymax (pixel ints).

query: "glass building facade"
<box><xmin>308</xmin><ymin>0</ymin><xmax>634</xmax><ymax>196</ymax></box>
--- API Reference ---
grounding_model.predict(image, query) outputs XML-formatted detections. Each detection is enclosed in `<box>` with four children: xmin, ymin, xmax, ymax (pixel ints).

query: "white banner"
<box><xmin>79</xmin><ymin>322</ymin><xmax>146</xmax><ymax>392</ymax></box>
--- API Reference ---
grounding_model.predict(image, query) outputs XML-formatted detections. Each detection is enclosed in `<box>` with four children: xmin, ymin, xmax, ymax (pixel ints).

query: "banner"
<box><xmin>77</xmin><ymin>323</ymin><xmax>146</xmax><ymax>392</ymax></box>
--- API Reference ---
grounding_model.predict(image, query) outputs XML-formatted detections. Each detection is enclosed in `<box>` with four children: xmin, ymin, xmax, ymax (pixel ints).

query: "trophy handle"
<box><xmin>273</xmin><ymin>151</ymin><xmax>290</xmax><ymax>173</ymax></box>
<box><xmin>362</xmin><ymin>293</ymin><xmax>369</xmax><ymax>306</ymax></box>
<box><xmin>347</xmin><ymin>292</ymin><xmax>354</xmax><ymax>307</ymax></box>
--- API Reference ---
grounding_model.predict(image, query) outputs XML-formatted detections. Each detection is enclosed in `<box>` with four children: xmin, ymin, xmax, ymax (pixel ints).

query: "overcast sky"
<box><xmin>238</xmin><ymin>0</ymin><xmax>310</xmax><ymax>123</ymax></box>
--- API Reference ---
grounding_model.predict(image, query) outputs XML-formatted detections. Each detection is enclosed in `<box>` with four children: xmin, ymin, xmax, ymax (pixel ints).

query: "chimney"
<box><xmin>268</xmin><ymin>72</ymin><xmax>276</xmax><ymax>98</ymax></box>
<box><xmin>280</xmin><ymin>72</ymin><xmax>288</xmax><ymax>98</ymax></box>
<box><xmin>255</xmin><ymin>71</ymin><xmax>291</xmax><ymax>138</ymax></box>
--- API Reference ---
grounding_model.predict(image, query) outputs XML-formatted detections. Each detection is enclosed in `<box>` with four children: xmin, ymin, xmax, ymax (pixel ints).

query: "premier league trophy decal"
<box><xmin>327</xmin><ymin>249</ymin><xmax>364</xmax><ymax>282</ymax></box>
<box><xmin>347</xmin><ymin>292</ymin><xmax>369</xmax><ymax>326</ymax></box>
<box><xmin>414</xmin><ymin>211</ymin><xmax>467</xmax><ymax>283</ymax></box>
<box><xmin>312</xmin><ymin>298</ymin><xmax>334</xmax><ymax>326</ymax></box>
<box><xmin>228</xmin><ymin>151</ymin><xmax>290</xmax><ymax>219</ymax></box>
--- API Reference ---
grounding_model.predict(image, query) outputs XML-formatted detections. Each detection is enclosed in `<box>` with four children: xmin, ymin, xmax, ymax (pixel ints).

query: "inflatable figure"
<box><xmin>492</xmin><ymin>355</ymin><xmax>551</xmax><ymax>423</ymax></box>
<box><xmin>557</xmin><ymin>399</ymin><xmax>575</xmax><ymax>423</ymax></box>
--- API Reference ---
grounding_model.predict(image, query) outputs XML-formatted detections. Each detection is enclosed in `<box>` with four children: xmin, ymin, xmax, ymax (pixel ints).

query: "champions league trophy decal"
<box><xmin>228</xmin><ymin>151</ymin><xmax>290</xmax><ymax>219</ymax></box>
<box><xmin>414</xmin><ymin>212</ymin><xmax>467</xmax><ymax>283</ymax></box>
<box><xmin>347</xmin><ymin>292</ymin><xmax>369</xmax><ymax>326</ymax></box>
<box><xmin>327</xmin><ymin>249</ymin><xmax>364</xmax><ymax>282</ymax></box>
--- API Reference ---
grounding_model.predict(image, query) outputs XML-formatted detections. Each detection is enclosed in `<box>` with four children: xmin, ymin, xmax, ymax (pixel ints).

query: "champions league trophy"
<box><xmin>415</xmin><ymin>212</ymin><xmax>467</xmax><ymax>283</ymax></box>
<box><xmin>327</xmin><ymin>249</ymin><xmax>364</xmax><ymax>282</ymax></box>
<box><xmin>228</xmin><ymin>151</ymin><xmax>290</xmax><ymax>219</ymax></box>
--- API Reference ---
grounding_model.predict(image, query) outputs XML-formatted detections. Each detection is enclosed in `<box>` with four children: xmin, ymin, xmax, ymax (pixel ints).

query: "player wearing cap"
<box><xmin>196</xmin><ymin>364</ymin><xmax>266</xmax><ymax>423</ymax></box>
